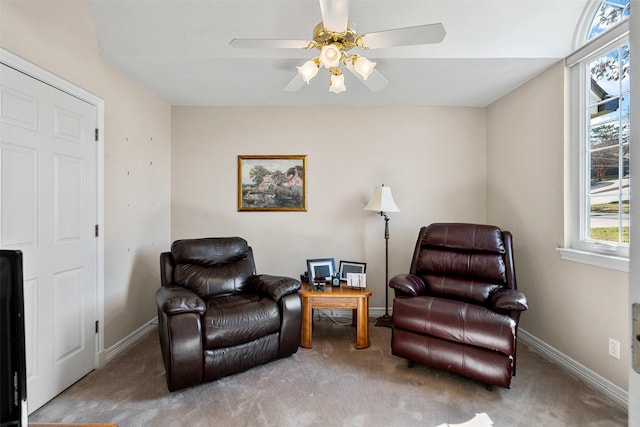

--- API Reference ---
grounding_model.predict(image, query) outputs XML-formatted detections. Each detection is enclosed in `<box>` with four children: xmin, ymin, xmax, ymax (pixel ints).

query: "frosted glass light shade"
<box><xmin>320</xmin><ymin>44</ymin><xmax>341</xmax><ymax>68</ymax></box>
<box><xmin>353</xmin><ymin>56</ymin><xmax>376</xmax><ymax>80</ymax></box>
<box><xmin>329</xmin><ymin>73</ymin><xmax>346</xmax><ymax>93</ymax></box>
<box><xmin>297</xmin><ymin>60</ymin><xmax>319</xmax><ymax>84</ymax></box>
<box><xmin>364</xmin><ymin>185</ymin><xmax>400</xmax><ymax>212</ymax></box>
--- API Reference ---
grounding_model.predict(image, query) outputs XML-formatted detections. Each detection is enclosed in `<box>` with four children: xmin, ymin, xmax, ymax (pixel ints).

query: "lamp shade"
<box><xmin>364</xmin><ymin>185</ymin><xmax>400</xmax><ymax>213</ymax></box>
<box><xmin>320</xmin><ymin>44</ymin><xmax>342</xmax><ymax>68</ymax></box>
<box><xmin>297</xmin><ymin>59</ymin><xmax>319</xmax><ymax>84</ymax></box>
<box><xmin>353</xmin><ymin>56</ymin><xmax>376</xmax><ymax>80</ymax></box>
<box><xmin>329</xmin><ymin>73</ymin><xmax>346</xmax><ymax>94</ymax></box>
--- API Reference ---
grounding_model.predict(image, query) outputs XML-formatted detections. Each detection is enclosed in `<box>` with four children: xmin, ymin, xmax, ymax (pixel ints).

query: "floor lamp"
<box><xmin>364</xmin><ymin>184</ymin><xmax>400</xmax><ymax>328</ymax></box>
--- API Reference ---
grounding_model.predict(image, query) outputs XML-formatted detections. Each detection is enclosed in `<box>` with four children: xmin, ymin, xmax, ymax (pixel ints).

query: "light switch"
<box><xmin>634</xmin><ymin>303</ymin><xmax>640</xmax><ymax>374</ymax></box>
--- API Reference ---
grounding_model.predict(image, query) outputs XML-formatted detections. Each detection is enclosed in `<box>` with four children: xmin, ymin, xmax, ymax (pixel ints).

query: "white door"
<box><xmin>0</xmin><ymin>63</ymin><xmax>98</xmax><ymax>413</ymax></box>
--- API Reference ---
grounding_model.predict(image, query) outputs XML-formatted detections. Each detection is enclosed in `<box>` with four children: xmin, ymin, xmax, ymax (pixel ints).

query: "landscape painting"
<box><xmin>238</xmin><ymin>155</ymin><xmax>307</xmax><ymax>211</ymax></box>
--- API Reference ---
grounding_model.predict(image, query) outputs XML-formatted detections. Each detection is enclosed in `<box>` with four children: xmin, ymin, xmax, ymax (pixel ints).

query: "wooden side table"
<box><xmin>298</xmin><ymin>282</ymin><xmax>372</xmax><ymax>349</ymax></box>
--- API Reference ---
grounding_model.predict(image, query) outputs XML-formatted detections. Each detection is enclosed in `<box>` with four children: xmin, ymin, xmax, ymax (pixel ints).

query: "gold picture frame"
<box><xmin>238</xmin><ymin>155</ymin><xmax>307</xmax><ymax>211</ymax></box>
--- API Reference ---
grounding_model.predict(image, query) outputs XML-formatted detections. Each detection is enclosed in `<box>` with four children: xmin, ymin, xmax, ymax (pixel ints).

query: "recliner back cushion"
<box><xmin>414</xmin><ymin>223</ymin><xmax>507</xmax><ymax>305</ymax></box>
<box><xmin>172</xmin><ymin>237</ymin><xmax>250</xmax><ymax>265</ymax></box>
<box><xmin>171</xmin><ymin>237</ymin><xmax>256</xmax><ymax>298</ymax></box>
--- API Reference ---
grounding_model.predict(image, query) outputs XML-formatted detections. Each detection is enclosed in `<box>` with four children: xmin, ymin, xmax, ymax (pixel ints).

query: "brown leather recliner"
<box><xmin>155</xmin><ymin>237</ymin><xmax>302</xmax><ymax>391</ymax></box>
<box><xmin>389</xmin><ymin>223</ymin><xmax>528</xmax><ymax>388</ymax></box>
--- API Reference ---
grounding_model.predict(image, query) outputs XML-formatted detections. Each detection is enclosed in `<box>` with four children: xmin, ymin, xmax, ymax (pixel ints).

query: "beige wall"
<box><xmin>0</xmin><ymin>0</ymin><xmax>172</xmax><ymax>349</ymax></box>
<box><xmin>487</xmin><ymin>61</ymin><xmax>629</xmax><ymax>388</ymax></box>
<box><xmin>171</xmin><ymin>106</ymin><xmax>487</xmax><ymax>309</ymax></box>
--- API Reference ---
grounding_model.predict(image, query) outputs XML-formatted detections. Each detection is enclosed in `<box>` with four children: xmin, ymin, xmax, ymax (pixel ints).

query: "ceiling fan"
<box><xmin>229</xmin><ymin>0</ymin><xmax>446</xmax><ymax>94</ymax></box>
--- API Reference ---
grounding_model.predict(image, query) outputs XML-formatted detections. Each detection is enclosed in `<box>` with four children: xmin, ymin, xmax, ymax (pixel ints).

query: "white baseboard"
<box><xmin>98</xmin><ymin>317</ymin><xmax>157</xmax><ymax>368</ymax></box>
<box><xmin>369</xmin><ymin>307</ymin><xmax>388</xmax><ymax>318</ymax></box>
<box><xmin>519</xmin><ymin>329</ymin><xmax>628</xmax><ymax>409</ymax></box>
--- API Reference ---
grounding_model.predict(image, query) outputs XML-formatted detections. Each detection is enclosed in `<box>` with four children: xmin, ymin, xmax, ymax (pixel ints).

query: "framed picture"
<box><xmin>347</xmin><ymin>273</ymin><xmax>367</xmax><ymax>288</ymax></box>
<box><xmin>306</xmin><ymin>258</ymin><xmax>336</xmax><ymax>283</ymax></box>
<box><xmin>238</xmin><ymin>155</ymin><xmax>307</xmax><ymax>211</ymax></box>
<box><xmin>338</xmin><ymin>261</ymin><xmax>367</xmax><ymax>281</ymax></box>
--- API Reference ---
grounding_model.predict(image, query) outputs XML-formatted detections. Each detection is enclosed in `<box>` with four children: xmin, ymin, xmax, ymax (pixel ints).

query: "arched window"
<box><xmin>561</xmin><ymin>0</ymin><xmax>630</xmax><ymax>269</ymax></box>
<box><xmin>587</xmin><ymin>0</ymin><xmax>630</xmax><ymax>40</ymax></box>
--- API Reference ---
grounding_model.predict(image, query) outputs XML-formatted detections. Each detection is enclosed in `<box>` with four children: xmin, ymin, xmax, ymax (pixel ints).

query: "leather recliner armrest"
<box><xmin>160</xmin><ymin>252</ymin><xmax>174</xmax><ymax>287</ymax></box>
<box><xmin>156</xmin><ymin>285</ymin><xmax>206</xmax><ymax>316</ymax></box>
<box><xmin>246</xmin><ymin>274</ymin><xmax>301</xmax><ymax>301</ymax></box>
<box><xmin>490</xmin><ymin>288</ymin><xmax>528</xmax><ymax>312</ymax></box>
<box><xmin>389</xmin><ymin>274</ymin><xmax>427</xmax><ymax>297</ymax></box>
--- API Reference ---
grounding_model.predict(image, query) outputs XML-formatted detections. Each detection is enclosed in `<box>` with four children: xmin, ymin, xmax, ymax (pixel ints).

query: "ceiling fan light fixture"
<box><xmin>352</xmin><ymin>55</ymin><xmax>376</xmax><ymax>80</ymax></box>
<box><xmin>329</xmin><ymin>69</ymin><xmax>346</xmax><ymax>94</ymax></box>
<box><xmin>319</xmin><ymin>44</ymin><xmax>342</xmax><ymax>68</ymax></box>
<box><xmin>297</xmin><ymin>59</ymin><xmax>320</xmax><ymax>84</ymax></box>
<box><xmin>231</xmin><ymin>3</ymin><xmax>446</xmax><ymax>96</ymax></box>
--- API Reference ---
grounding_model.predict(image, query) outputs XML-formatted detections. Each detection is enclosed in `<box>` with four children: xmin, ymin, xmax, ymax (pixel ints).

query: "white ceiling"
<box><xmin>85</xmin><ymin>0</ymin><xmax>590</xmax><ymax>107</ymax></box>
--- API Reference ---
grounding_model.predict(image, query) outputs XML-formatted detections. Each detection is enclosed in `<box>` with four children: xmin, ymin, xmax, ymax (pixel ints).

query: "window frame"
<box><xmin>560</xmin><ymin>19</ymin><xmax>630</xmax><ymax>271</ymax></box>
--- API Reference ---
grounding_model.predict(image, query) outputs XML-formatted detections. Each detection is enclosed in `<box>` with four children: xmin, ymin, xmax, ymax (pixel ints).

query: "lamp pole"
<box><xmin>375</xmin><ymin>211</ymin><xmax>393</xmax><ymax>328</ymax></box>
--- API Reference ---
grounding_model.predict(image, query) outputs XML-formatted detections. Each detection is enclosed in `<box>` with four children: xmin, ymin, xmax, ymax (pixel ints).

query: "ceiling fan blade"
<box><xmin>344</xmin><ymin>62</ymin><xmax>389</xmax><ymax>92</ymax></box>
<box><xmin>319</xmin><ymin>0</ymin><xmax>349</xmax><ymax>33</ymax></box>
<box><xmin>360</xmin><ymin>23</ymin><xmax>446</xmax><ymax>49</ymax></box>
<box><xmin>230</xmin><ymin>39</ymin><xmax>310</xmax><ymax>49</ymax></box>
<box><xmin>284</xmin><ymin>74</ymin><xmax>307</xmax><ymax>92</ymax></box>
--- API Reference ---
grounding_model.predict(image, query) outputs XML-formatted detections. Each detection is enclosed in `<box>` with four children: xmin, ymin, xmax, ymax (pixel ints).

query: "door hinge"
<box><xmin>95</xmin><ymin>224</ymin><xmax>99</xmax><ymax>237</ymax></box>
<box><xmin>95</xmin><ymin>128</ymin><xmax>99</xmax><ymax>142</ymax></box>
<box><xmin>95</xmin><ymin>320</ymin><xmax>99</xmax><ymax>334</ymax></box>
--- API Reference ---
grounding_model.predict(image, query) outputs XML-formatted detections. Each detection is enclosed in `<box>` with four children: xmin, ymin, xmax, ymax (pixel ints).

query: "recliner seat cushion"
<box><xmin>203</xmin><ymin>294</ymin><xmax>280</xmax><ymax>348</ymax></box>
<box><xmin>393</xmin><ymin>296</ymin><xmax>516</xmax><ymax>355</ymax></box>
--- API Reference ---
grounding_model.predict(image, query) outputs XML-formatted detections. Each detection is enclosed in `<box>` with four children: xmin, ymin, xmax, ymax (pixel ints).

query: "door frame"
<box><xmin>0</xmin><ymin>48</ymin><xmax>105</xmax><ymax>367</ymax></box>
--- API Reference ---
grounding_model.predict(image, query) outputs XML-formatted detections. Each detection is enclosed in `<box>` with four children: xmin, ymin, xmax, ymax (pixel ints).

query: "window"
<box><xmin>586</xmin><ymin>42</ymin><xmax>630</xmax><ymax>245</ymax></box>
<box><xmin>587</xmin><ymin>0</ymin><xmax>630</xmax><ymax>40</ymax></box>
<box><xmin>562</xmin><ymin>0</ymin><xmax>630</xmax><ymax>270</ymax></box>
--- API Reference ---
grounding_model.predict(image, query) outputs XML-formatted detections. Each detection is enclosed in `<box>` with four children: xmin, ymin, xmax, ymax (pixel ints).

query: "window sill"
<box><xmin>557</xmin><ymin>248</ymin><xmax>629</xmax><ymax>272</ymax></box>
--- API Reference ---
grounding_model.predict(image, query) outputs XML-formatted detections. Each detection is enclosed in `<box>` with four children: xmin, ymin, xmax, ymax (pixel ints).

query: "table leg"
<box><xmin>355</xmin><ymin>296</ymin><xmax>370</xmax><ymax>349</ymax></box>
<box><xmin>300</xmin><ymin>296</ymin><xmax>312</xmax><ymax>348</ymax></box>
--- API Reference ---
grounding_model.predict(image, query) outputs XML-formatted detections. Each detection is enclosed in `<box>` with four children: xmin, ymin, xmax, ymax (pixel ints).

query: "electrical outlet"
<box><xmin>608</xmin><ymin>338</ymin><xmax>621</xmax><ymax>359</ymax></box>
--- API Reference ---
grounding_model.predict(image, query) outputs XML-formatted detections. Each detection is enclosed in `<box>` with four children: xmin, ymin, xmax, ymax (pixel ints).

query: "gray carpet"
<box><xmin>31</xmin><ymin>314</ymin><xmax>627</xmax><ymax>426</ymax></box>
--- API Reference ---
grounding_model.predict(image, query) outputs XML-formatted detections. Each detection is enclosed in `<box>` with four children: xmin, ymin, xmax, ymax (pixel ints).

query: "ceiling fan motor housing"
<box><xmin>312</xmin><ymin>21</ymin><xmax>360</xmax><ymax>51</ymax></box>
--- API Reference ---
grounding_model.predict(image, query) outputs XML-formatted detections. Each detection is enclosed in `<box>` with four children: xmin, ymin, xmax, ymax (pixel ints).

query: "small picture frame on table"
<box><xmin>338</xmin><ymin>261</ymin><xmax>366</xmax><ymax>281</ymax></box>
<box><xmin>306</xmin><ymin>258</ymin><xmax>336</xmax><ymax>284</ymax></box>
<box><xmin>346</xmin><ymin>273</ymin><xmax>367</xmax><ymax>289</ymax></box>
